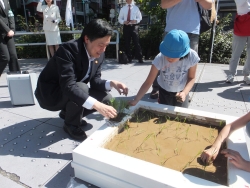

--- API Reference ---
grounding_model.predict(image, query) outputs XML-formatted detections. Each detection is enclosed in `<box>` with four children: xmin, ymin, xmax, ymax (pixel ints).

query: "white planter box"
<box><xmin>72</xmin><ymin>101</ymin><xmax>250</xmax><ymax>188</ymax></box>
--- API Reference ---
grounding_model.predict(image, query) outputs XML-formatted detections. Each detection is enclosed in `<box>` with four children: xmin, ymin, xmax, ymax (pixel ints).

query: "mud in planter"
<box><xmin>105</xmin><ymin>108</ymin><xmax>227</xmax><ymax>186</ymax></box>
<box><xmin>72</xmin><ymin>101</ymin><xmax>250</xmax><ymax>188</ymax></box>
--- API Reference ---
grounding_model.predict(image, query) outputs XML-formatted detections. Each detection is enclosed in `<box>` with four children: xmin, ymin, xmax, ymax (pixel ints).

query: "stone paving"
<box><xmin>0</xmin><ymin>58</ymin><xmax>249</xmax><ymax>188</ymax></box>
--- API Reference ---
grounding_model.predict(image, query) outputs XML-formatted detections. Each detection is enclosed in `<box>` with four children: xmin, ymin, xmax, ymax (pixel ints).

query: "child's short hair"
<box><xmin>160</xmin><ymin>29</ymin><xmax>190</xmax><ymax>58</ymax></box>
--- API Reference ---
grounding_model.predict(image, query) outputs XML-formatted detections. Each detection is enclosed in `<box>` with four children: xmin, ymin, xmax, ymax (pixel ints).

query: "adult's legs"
<box><xmin>0</xmin><ymin>36</ymin><xmax>20</xmax><ymax>76</ymax></box>
<box><xmin>227</xmin><ymin>34</ymin><xmax>247</xmax><ymax>82</ymax></box>
<box><xmin>7</xmin><ymin>37</ymin><xmax>20</xmax><ymax>72</ymax></box>
<box><xmin>123</xmin><ymin>25</ymin><xmax>132</xmax><ymax>61</ymax></box>
<box><xmin>243</xmin><ymin>36</ymin><xmax>250</xmax><ymax>84</ymax></box>
<box><xmin>0</xmin><ymin>37</ymin><xmax>9</xmax><ymax>75</ymax></box>
<box><xmin>131</xmin><ymin>25</ymin><xmax>143</xmax><ymax>62</ymax></box>
<box><xmin>187</xmin><ymin>33</ymin><xmax>199</xmax><ymax>53</ymax></box>
<box><xmin>55</xmin><ymin>44</ymin><xmax>59</xmax><ymax>51</ymax></box>
<box><xmin>48</xmin><ymin>45</ymin><xmax>55</xmax><ymax>57</ymax></box>
<box><xmin>243</xmin><ymin>36</ymin><xmax>250</xmax><ymax>75</ymax></box>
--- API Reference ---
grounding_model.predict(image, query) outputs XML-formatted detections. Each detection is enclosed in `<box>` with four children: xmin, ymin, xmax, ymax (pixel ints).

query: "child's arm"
<box><xmin>176</xmin><ymin>64</ymin><xmax>197</xmax><ymax>102</ymax></box>
<box><xmin>129</xmin><ymin>65</ymin><xmax>159</xmax><ymax>106</ymax></box>
<box><xmin>201</xmin><ymin>112</ymin><xmax>250</xmax><ymax>166</ymax></box>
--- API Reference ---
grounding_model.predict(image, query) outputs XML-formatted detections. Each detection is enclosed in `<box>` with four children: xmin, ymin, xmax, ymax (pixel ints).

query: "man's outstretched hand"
<box><xmin>93</xmin><ymin>101</ymin><xmax>117</xmax><ymax>119</ymax></box>
<box><xmin>110</xmin><ymin>80</ymin><xmax>128</xmax><ymax>96</ymax></box>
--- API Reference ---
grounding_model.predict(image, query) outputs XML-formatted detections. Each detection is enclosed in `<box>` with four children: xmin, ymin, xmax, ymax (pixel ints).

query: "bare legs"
<box><xmin>48</xmin><ymin>45</ymin><xmax>59</xmax><ymax>57</ymax></box>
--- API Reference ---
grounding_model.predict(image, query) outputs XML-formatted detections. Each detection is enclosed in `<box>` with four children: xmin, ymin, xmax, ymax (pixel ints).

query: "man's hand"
<box><xmin>124</xmin><ymin>21</ymin><xmax>130</xmax><ymax>25</ymax></box>
<box><xmin>7</xmin><ymin>30</ymin><xmax>14</xmax><ymax>37</ymax></box>
<box><xmin>93</xmin><ymin>101</ymin><xmax>117</xmax><ymax>118</ymax></box>
<box><xmin>129</xmin><ymin>20</ymin><xmax>137</xmax><ymax>24</ymax></box>
<box><xmin>110</xmin><ymin>80</ymin><xmax>128</xmax><ymax>96</ymax></box>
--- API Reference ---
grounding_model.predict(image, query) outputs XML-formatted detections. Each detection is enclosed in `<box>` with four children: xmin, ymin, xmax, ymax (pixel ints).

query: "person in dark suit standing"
<box><xmin>118</xmin><ymin>0</ymin><xmax>144</xmax><ymax>63</ymax></box>
<box><xmin>35</xmin><ymin>19</ymin><xmax>129</xmax><ymax>141</ymax></box>
<box><xmin>0</xmin><ymin>0</ymin><xmax>20</xmax><ymax>76</ymax></box>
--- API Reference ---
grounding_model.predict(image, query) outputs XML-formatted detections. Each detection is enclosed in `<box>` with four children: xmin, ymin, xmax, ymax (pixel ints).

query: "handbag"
<box><xmin>197</xmin><ymin>3</ymin><xmax>211</xmax><ymax>34</ymax></box>
<box><xmin>118</xmin><ymin>51</ymin><xmax>129</xmax><ymax>64</ymax></box>
<box><xmin>234</xmin><ymin>13</ymin><xmax>250</xmax><ymax>36</ymax></box>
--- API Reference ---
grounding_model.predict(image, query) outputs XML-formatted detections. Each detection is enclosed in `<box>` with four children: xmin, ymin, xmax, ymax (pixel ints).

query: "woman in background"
<box><xmin>37</xmin><ymin>0</ymin><xmax>61</xmax><ymax>57</ymax></box>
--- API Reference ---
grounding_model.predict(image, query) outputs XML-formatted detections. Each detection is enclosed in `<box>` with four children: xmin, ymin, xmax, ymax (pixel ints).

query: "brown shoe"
<box><xmin>150</xmin><ymin>89</ymin><xmax>159</xmax><ymax>99</ymax></box>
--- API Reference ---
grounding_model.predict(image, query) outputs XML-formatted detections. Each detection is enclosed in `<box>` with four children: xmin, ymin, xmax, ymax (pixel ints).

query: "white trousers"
<box><xmin>229</xmin><ymin>34</ymin><xmax>250</xmax><ymax>76</ymax></box>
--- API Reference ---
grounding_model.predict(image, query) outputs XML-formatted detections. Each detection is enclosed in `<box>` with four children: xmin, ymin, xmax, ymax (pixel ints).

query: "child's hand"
<box><xmin>175</xmin><ymin>92</ymin><xmax>186</xmax><ymax>103</ymax></box>
<box><xmin>221</xmin><ymin>149</ymin><xmax>250</xmax><ymax>172</ymax></box>
<box><xmin>201</xmin><ymin>146</ymin><xmax>219</xmax><ymax>165</ymax></box>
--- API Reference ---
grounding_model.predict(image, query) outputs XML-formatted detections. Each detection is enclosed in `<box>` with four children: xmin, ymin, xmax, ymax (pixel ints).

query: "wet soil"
<box><xmin>104</xmin><ymin>109</ymin><xmax>227</xmax><ymax>186</ymax></box>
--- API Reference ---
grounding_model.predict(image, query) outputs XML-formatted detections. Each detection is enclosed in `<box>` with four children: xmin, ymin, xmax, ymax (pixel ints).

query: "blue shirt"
<box><xmin>165</xmin><ymin>0</ymin><xmax>200</xmax><ymax>34</ymax></box>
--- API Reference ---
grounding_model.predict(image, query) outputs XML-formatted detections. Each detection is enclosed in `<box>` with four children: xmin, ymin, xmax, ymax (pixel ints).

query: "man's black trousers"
<box><xmin>38</xmin><ymin>82</ymin><xmax>112</xmax><ymax>126</ymax></box>
<box><xmin>123</xmin><ymin>24</ymin><xmax>143</xmax><ymax>61</ymax></box>
<box><xmin>0</xmin><ymin>36</ymin><xmax>20</xmax><ymax>75</ymax></box>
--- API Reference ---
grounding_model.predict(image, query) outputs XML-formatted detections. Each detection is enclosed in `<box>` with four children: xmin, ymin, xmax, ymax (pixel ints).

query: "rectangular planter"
<box><xmin>72</xmin><ymin>101</ymin><xmax>250</xmax><ymax>188</ymax></box>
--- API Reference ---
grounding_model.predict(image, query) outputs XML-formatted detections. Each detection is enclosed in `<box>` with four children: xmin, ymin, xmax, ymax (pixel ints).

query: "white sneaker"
<box><xmin>244</xmin><ymin>75</ymin><xmax>250</xmax><ymax>85</ymax></box>
<box><xmin>226</xmin><ymin>74</ymin><xmax>234</xmax><ymax>83</ymax></box>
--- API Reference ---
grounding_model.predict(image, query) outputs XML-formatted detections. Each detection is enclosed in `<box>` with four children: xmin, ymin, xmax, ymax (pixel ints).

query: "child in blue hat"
<box><xmin>130</xmin><ymin>29</ymin><xmax>200</xmax><ymax>108</ymax></box>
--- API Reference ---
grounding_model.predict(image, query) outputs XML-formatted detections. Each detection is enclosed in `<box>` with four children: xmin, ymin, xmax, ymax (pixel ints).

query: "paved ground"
<box><xmin>0</xmin><ymin>58</ymin><xmax>249</xmax><ymax>188</ymax></box>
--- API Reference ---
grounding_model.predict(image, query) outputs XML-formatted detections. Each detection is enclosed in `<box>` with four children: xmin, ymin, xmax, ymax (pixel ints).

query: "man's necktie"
<box><xmin>127</xmin><ymin>5</ymin><xmax>131</xmax><ymax>22</ymax></box>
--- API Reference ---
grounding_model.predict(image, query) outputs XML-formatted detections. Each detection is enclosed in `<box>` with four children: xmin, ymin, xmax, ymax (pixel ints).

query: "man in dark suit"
<box><xmin>0</xmin><ymin>0</ymin><xmax>20</xmax><ymax>76</ymax></box>
<box><xmin>35</xmin><ymin>19</ymin><xmax>128</xmax><ymax>141</ymax></box>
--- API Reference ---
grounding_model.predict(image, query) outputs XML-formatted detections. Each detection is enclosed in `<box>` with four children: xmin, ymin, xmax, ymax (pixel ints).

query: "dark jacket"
<box><xmin>35</xmin><ymin>37</ymin><xmax>107</xmax><ymax>111</ymax></box>
<box><xmin>0</xmin><ymin>0</ymin><xmax>15</xmax><ymax>38</ymax></box>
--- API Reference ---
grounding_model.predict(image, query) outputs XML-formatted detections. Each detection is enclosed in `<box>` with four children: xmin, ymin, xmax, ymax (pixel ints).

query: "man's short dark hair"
<box><xmin>81</xmin><ymin>19</ymin><xmax>113</xmax><ymax>42</ymax></box>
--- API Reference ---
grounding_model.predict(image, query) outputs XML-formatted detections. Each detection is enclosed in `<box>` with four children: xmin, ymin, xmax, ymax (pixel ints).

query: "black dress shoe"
<box><xmin>59</xmin><ymin>110</ymin><xmax>88</xmax><ymax>127</ymax></box>
<box><xmin>63</xmin><ymin>123</ymin><xmax>87</xmax><ymax>141</ymax></box>
<box><xmin>150</xmin><ymin>89</ymin><xmax>159</xmax><ymax>99</ymax></box>
<box><xmin>22</xmin><ymin>70</ymin><xmax>29</xmax><ymax>74</ymax></box>
<box><xmin>138</xmin><ymin>59</ymin><xmax>144</xmax><ymax>63</ymax></box>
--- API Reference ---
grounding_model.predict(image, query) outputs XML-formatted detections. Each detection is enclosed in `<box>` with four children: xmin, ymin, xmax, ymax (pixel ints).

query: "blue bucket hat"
<box><xmin>159</xmin><ymin>29</ymin><xmax>190</xmax><ymax>58</ymax></box>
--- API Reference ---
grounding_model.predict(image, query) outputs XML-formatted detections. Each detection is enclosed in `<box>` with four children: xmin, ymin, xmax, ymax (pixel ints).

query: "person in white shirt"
<box><xmin>129</xmin><ymin>30</ymin><xmax>199</xmax><ymax>108</ymax></box>
<box><xmin>118</xmin><ymin>0</ymin><xmax>144</xmax><ymax>63</ymax></box>
<box><xmin>37</xmin><ymin>0</ymin><xmax>62</xmax><ymax>57</ymax></box>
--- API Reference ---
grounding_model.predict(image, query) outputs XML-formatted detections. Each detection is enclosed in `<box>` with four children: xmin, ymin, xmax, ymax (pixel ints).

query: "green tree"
<box><xmin>137</xmin><ymin>0</ymin><xmax>166</xmax><ymax>25</ymax></box>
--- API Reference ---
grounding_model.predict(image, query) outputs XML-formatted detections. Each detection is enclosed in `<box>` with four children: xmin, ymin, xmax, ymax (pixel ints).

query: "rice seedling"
<box><xmin>181</xmin><ymin>150</ymin><xmax>202</xmax><ymax>172</ymax></box>
<box><xmin>135</xmin><ymin>133</ymin><xmax>154</xmax><ymax>153</ymax></box>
